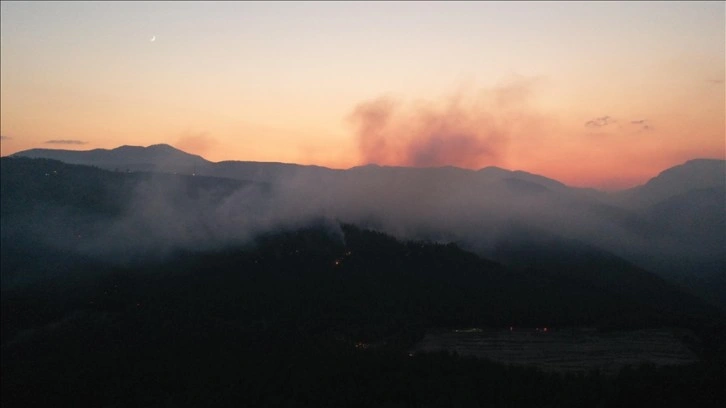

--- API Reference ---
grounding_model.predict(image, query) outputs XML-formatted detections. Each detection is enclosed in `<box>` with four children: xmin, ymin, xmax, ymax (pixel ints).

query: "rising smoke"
<box><xmin>349</xmin><ymin>79</ymin><xmax>549</xmax><ymax>169</ymax></box>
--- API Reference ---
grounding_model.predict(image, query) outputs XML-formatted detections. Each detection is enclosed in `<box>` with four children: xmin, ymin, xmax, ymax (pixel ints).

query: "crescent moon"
<box><xmin>150</xmin><ymin>36</ymin><xmax>156</xmax><ymax>42</ymax></box>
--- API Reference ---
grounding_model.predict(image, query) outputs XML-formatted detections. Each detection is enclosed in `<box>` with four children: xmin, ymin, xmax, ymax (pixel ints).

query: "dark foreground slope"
<box><xmin>2</xmin><ymin>225</ymin><xmax>725</xmax><ymax>408</ymax></box>
<box><xmin>2</xmin><ymin>158</ymin><xmax>725</xmax><ymax>407</ymax></box>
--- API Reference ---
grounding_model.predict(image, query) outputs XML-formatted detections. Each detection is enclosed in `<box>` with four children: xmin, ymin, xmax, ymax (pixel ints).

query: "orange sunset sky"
<box><xmin>1</xmin><ymin>1</ymin><xmax>724</xmax><ymax>190</ymax></box>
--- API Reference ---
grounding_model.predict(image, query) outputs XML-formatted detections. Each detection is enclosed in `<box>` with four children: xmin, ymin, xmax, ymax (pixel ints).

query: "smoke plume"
<box><xmin>348</xmin><ymin>79</ymin><xmax>546</xmax><ymax>168</ymax></box>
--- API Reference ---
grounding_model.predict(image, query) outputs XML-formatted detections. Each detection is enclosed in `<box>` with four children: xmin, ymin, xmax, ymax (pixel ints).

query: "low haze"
<box><xmin>7</xmin><ymin>145</ymin><xmax>725</xmax><ymax>292</ymax></box>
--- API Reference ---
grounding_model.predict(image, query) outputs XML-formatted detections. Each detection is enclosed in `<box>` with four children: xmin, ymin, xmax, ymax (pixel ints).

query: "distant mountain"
<box><xmin>13</xmin><ymin>145</ymin><xmax>724</xmax><ymax>202</ymax></box>
<box><xmin>634</xmin><ymin>186</ymin><xmax>726</xmax><ymax>287</ymax></box>
<box><xmin>489</xmin><ymin>223</ymin><xmax>722</xmax><ymax>322</ymax></box>
<box><xmin>13</xmin><ymin>144</ymin><xmax>344</xmax><ymax>185</ymax></box>
<box><xmin>11</xmin><ymin>144</ymin><xmax>586</xmax><ymax>195</ymax></box>
<box><xmin>600</xmin><ymin>159</ymin><xmax>725</xmax><ymax>287</ymax></box>
<box><xmin>615</xmin><ymin>159</ymin><xmax>725</xmax><ymax>208</ymax></box>
<box><xmin>2</xmin><ymin>157</ymin><xmax>721</xmax><ymax>329</ymax></box>
<box><xmin>14</xmin><ymin>144</ymin><xmax>210</xmax><ymax>174</ymax></box>
<box><xmin>9</xmin><ymin>145</ymin><xmax>725</xmax><ymax>308</ymax></box>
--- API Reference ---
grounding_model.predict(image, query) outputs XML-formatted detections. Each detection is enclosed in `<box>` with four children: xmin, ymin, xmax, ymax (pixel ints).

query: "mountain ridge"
<box><xmin>2</xmin><ymin>154</ymin><xmax>725</xmax><ymax>312</ymax></box>
<box><xmin>15</xmin><ymin>143</ymin><xmax>723</xmax><ymax>195</ymax></box>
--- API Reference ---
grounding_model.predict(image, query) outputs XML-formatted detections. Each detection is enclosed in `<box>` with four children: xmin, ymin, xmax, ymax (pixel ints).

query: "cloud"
<box><xmin>175</xmin><ymin>132</ymin><xmax>218</xmax><ymax>157</ymax></box>
<box><xmin>45</xmin><ymin>139</ymin><xmax>88</xmax><ymax>145</ymax></box>
<box><xmin>0</xmin><ymin>135</ymin><xmax>11</xmax><ymax>141</ymax></box>
<box><xmin>630</xmin><ymin>119</ymin><xmax>654</xmax><ymax>132</ymax></box>
<box><xmin>347</xmin><ymin>78</ymin><xmax>548</xmax><ymax>168</ymax></box>
<box><xmin>584</xmin><ymin>116</ymin><xmax>616</xmax><ymax>128</ymax></box>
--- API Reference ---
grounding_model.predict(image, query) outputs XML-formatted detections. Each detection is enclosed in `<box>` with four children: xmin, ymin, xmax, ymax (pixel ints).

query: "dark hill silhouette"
<box><xmin>12</xmin><ymin>144</ymin><xmax>589</xmax><ymax>194</ymax></box>
<box><xmin>14</xmin><ymin>143</ymin><xmax>210</xmax><ymax>174</ymax></box>
<box><xmin>613</xmin><ymin>158</ymin><xmax>725</xmax><ymax>208</ymax></box>
<box><xmin>2</xmin><ymin>154</ymin><xmax>725</xmax><ymax>311</ymax></box>
<box><xmin>14</xmin><ymin>144</ymin><xmax>722</xmax><ymax>205</ymax></box>
<box><xmin>2</xmin><ymin>156</ymin><xmax>725</xmax><ymax>407</ymax></box>
<box><xmin>1</xmin><ymin>156</ymin><xmax>721</xmax><ymax>326</ymax></box>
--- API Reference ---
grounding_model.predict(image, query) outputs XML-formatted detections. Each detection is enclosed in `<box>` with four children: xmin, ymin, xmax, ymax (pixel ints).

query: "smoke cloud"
<box><xmin>348</xmin><ymin>79</ymin><xmax>546</xmax><ymax>168</ymax></box>
<box><xmin>175</xmin><ymin>132</ymin><xmax>218</xmax><ymax>157</ymax></box>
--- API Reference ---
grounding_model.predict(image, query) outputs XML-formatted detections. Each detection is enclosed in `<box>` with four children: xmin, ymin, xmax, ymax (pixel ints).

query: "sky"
<box><xmin>1</xmin><ymin>1</ymin><xmax>724</xmax><ymax>190</ymax></box>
